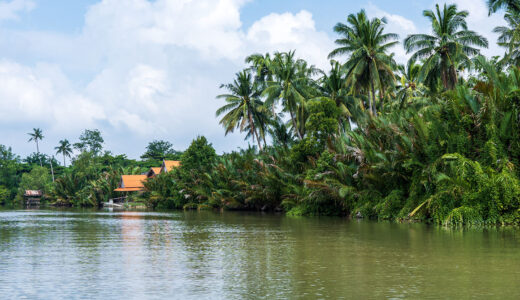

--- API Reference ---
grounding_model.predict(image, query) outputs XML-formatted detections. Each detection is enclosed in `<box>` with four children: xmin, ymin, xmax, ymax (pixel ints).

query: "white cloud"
<box><xmin>246</xmin><ymin>10</ymin><xmax>334</xmax><ymax>69</ymax></box>
<box><xmin>0</xmin><ymin>60</ymin><xmax>105</xmax><ymax>130</ymax></box>
<box><xmin>0</xmin><ymin>0</ymin><xmax>34</xmax><ymax>21</ymax></box>
<box><xmin>0</xmin><ymin>0</ymin><xmax>335</xmax><ymax>157</ymax></box>
<box><xmin>82</xmin><ymin>0</ymin><xmax>248</xmax><ymax>61</ymax></box>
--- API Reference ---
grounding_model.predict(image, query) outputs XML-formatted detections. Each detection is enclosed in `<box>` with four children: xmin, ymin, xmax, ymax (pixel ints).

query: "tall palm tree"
<box><xmin>27</xmin><ymin>128</ymin><xmax>44</xmax><ymax>167</ymax></box>
<box><xmin>263</xmin><ymin>51</ymin><xmax>317</xmax><ymax>140</ymax></box>
<box><xmin>328</xmin><ymin>10</ymin><xmax>398</xmax><ymax>116</ymax></box>
<box><xmin>55</xmin><ymin>139</ymin><xmax>73</xmax><ymax>166</ymax></box>
<box><xmin>404</xmin><ymin>4</ymin><xmax>488</xmax><ymax>91</ymax></box>
<box><xmin>395</xmin><ymin>63</ymin><xmax>424</xmax><ymax>108</ymax></box>
<box><xmin>245</xmin><ymin>53</ymin><xmax>274</xmax><ymax>89</ymax></box>
<box><xmin>494</xmin><ymin>10</ymin><xmax>520</xmax><ymax>66</ymax></box>
<box><xmin>314</xmin><ymin>61</ymin><xmax>355</xmax><ymax>130</ymax></box>
<box><xmin>268</xmin><ymin>116</ymin><xmax>294</xmax><ymax>147</ymax></box>
<box><xmin>488</xmin><ymin>0</ymin><xmax>520</xmax><ymax>14</ymax></box>
<box><xmin>216</xmin><ymin>70</ymin><xmax>266</xmax><ymax>150</ymax></box>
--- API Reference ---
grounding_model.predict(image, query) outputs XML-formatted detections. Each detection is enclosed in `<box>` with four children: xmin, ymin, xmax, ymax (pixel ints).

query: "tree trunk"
<box><xmin>380</xmin><ymin>84</ymin><xmax>386</xmax><ymax>112</ymax></box>
<box><xmin>249</xmin><ymin>112</ymin><xmax>263</xmax><ymax>151</ymax></box>
<box><xmin>441</xmin><ymin>68</ymin><xmax>448</xmax><ymax>90</ymax></box>
<box><xmin>289</xmin><ymin>108</ymin><xmax>303</xmax><ymax>140</ymax></box>
<box><xmin>63</xmin><ymin>154</ymin><xmax>66</xmax><ymax>167</ymax></box>
<box><xmin>449</xmin><ymin>65</ymin><xmax>458</xmax><ymax>90</ymax></box>
<box><xmin>299</xmin><ymin>104</ymin><xmax>305</xmax><ymax>138</ymax></box>
<box><xmin>254</xmin><ymin>127</ymin><xmax>263</xmax><ymax>151</ymax></box>
<box><xmin>49</xmin><ymin>157</ymin><xmax>55</xmax><ymax>182</ymax></box>
<box><xmin>36</xmin><ymin>140</ymin><xmax>42</xmax><ymax>167</ymax></box>
<box><xmin>370</xmin><ymin>83</ymin><xmax>377</xmax><ymax>116</ymax></box>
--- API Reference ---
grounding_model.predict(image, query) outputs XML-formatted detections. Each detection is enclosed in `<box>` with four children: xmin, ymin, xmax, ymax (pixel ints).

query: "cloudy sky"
<box><xmin>0</xmin><ymin>0</ymin><xmax>506</xmax><ymax>159</ymax></box>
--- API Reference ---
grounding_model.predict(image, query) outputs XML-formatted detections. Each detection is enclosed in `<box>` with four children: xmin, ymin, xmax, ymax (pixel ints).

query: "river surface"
<box><xmin>0</xmin><ymin>209</ymin><xmax>519</xmax><ymax>299</ymax></box>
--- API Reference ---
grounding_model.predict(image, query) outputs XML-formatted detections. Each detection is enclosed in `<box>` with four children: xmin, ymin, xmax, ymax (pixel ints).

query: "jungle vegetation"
<box><xmin>2</xmin><ymin>3</ymin><xmax>520</xmax><ymax>225</ymax></box>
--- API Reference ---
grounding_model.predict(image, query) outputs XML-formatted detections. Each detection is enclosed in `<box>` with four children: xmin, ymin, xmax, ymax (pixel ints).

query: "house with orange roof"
<box><xmin>114</xmin><ymin>160</ymin><xmax>181</xmax><ymax>194</ymax></box>
<box><xmin>114</xmin><ymin>175</ymin><xmax>148</xmax><ymax>192</ymax></box>
<box><xmin>160</xmin><ymin>160</ymin><xmax>181</xmax><ymax>173</ymax></box>
<box><xmin>146</xmin><ymin>167</ymin><xmax>162</xmax><ymax>178</ymax></box>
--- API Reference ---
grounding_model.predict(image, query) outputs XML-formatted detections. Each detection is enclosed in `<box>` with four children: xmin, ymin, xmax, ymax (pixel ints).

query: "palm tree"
<box><xmin>395</xmin><ymin>63</ymin><xmax>424</xmax><ymax>108</ymax></box>
<box><xmin>55</xmin><ymin>139</ymin><xmax>73</xmax><ymax>166</ymax></box>
<box><xmin>268</xmin><ymin>117</ymin><xmax>294</xmax><ymax>147</ymax></box>
<box><xmin>328</xmin><ymin>10</ymin><xmax>398</xmax><ymax>115</ymax></box>
<box><xmin>488</xmin><ymin>0</ymin><xmax>520</xmax><ymax>14</ymax></box>
<box><xmin>245</xmin><ymin>53</ymin><xmax>274</xmax><ymax>89</ymax></box>
<box><xmin>216</xmin><ymin>70</ymin><xmax>266</xmax><ymax>150</ymax></box>
<box><xmin>494</xmin><ymin>10</ymin><xmax>520</xmax><ymax>66</ymax></box>
<box><xmin>404</xmin><ymin>4</ymin><xmax>488</xmax><ymax>91</ymax></box>
<box><xmin>314</xmin><ymin>61</ymin><xmax>355</xmax><ymax>130</ymax></box>
<box><xmin>263</xmin><ymin>51</ymin><xmax>318</xmax><ymax>140</ymax></box>
<box><xmin>27</xmin><ymin>128</ymin><xmax>44</xmax><ymax>167</ymax></box>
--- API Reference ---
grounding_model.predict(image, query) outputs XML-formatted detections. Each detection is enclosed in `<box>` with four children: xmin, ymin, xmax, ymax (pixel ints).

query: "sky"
<box><xmin>0</xmin><ymin>0</ymin><xmax>507</xmax><ymax>159</ymax></box>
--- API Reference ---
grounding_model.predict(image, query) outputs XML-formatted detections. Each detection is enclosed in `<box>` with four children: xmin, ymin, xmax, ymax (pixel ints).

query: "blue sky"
<box><xmin>241</xmin><ymin>0</ymin><xmax>431</xmax><ymax>30</ymax></box>
<box><xmin>7</xmin><ymin>0</ymin><xmax>433</xmax><ymax>35</ymax></box>
<box><xmin>0</xmin><ymin>0</ymin><xmax>506</xmax><ymax>159</ymax></box>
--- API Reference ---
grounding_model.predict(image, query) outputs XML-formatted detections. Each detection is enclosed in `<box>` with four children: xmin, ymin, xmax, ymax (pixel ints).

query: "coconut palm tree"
<box><xmin>55</xmin><ymin>139</ymin><xmax>73</xmax><ymax>166</ymax></box>
<box><xmin>27</xmin><ymin>128</ymin><xmax>44</xmax><ymax>167</ymax></box>
<box><xmin>263</xmin><ymin>51</ymin><xmax>318</xmax><ymax>140</ymax></box>
<box><xmin>314</xmin><ymin>61</ymin><xmax>359</xmax><ymax>130</ymax></box>
<box><xmin>395</xmin><ymin>63</ymin><xmax>424</xmax><ymax>108</ymax></box>
<box><xmin>216</xmin><ymin>70</ymin><xmax>266</xmax><ymax>150</ymax></box>
<box><xmin>488</xmin><ymin>0</ymin><xmax>520</xmax><ymax>14</ymax></box>
<box><xmin>404</xmin><ymin>4</ymin><xmax>489</xmax><ymax>91</ymax></box>
<box><xmin>245</xmin><ymin>53</ymin><xmax>274</xmax><ymax>89</ymax></box>
<box><xmin>328</xmin><ymin>10</ymin><xmax>398</xmax><ymax>115</ymax></box>
<box><xmin>494</xmin><ymin>10</ymin><xmax>520</xmax><ymax>66</ymax></box>
<box><xmin>317</xmin><ymin>61</ymin><xmax>350</xmax><ymax>113</ymax></box>
<box><xmin>268</xmin><ymin>117</ymin><xmax>294</xmax><ymax>147</ymax></box>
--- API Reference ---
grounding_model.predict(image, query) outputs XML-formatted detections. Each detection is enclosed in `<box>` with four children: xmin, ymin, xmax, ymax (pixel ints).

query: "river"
<box><xmin>0</xmin><ymin>209</ymin><xmax>519</xmax><ymax>299</ymax></box>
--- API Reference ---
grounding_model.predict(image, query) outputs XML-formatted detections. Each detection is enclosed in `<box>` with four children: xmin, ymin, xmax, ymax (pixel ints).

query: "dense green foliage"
<box><xmin>0</xmin><ymin>133</ymin><xmax>183</xmax><ymax>207</ymax></box>
<box><xmin>0</xmin><ymin>145</ymin><xmax>22</xmax><ymax>206</ymax></box>
<box><xmin>141</xmin><ymin>140</ymin><xmax>181</xmax><ymax>161</ymax></box>
<box><xmin>143</xmin><ymin>3</ymin><xmax>520</xmax><ymax>225</ymax></box>
<box><xmin>2</xmin><ymin>2</ymin><xmax>520</xmax><ymax>226</ymax></box>
<box><xmin>73</xmin><ymin>129</ymin><xmax>104</xmax><ymax>155</ymax></box>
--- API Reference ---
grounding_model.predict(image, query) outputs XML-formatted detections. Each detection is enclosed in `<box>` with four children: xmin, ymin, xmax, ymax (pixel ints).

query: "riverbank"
<box><xmin>5</xmin><ymin>205</ymin><xmax>519</xmax><ymax>228</ymax></box>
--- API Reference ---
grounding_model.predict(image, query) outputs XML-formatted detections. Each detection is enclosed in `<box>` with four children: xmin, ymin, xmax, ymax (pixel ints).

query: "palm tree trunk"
<box><xmin>370</xmin><ymin>83</ymin><xmax>377</xmax><ymax>116</ymax></box>
<box><xmin>49</xmin><ymin>157</ymin><xmax>55</xmax><ymax>182</ymax></box>
<box><xmin>449</xmin><ymin>65</ymin><xmax>457</xmax><ymax>90</ymax></box>
<box><xmin>298</xmin><ymin>104</ymin><xmax>305</xmax><ymax>138</ymax></box>
<box><xmin>380</xmin><ymin>84</ymin><xmax>386</xmax><ymax>111</ymax></box>
<box><xmin>441</xmin><ymin>54</ymin><xmax>451</xmax><ymax>90</ymax></box>
<box><xmin>63</xmin><ymin>153</ymin><xmax>66</xmax><ymax>167</ymax></box>
<box><xmin>249</xmin><ymin>115</ymin><xmax>263</xmax><ymax>151</ymax></box>
<box><xmin>441</xmin><ymin>70</ymin><xmax>448</xmax><ymax>90</ymax></box>
<box><xmin>289</xmin><ymin>108</ymin><xmax>303</xmax><ymax>140</ymax></box>
<box><xmin>36</xmin><ymin>140</ymin><xmax>42</xmax><ymax>167</ymax></box>
<box><xmin>254</xmin><ymin>127</ymin><xmax>263</xmax><ymax>151</ymax></box>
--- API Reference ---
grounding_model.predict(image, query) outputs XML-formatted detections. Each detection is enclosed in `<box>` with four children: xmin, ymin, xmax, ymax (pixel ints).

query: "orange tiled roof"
<box><xmin>162</xmin><ymin>160</ymin><xmax>181</xmax><ymax>173</ymax></box>
<box><xmin>114</xmin><ymin>187</ymin><xmax>143</xmax><ymax>192</ymax></box>
<box><xmin>147</xmin><ymin>167</ymin><xmax>162</xmax><ymax>178</ymax></box>
<box><xmin>114</xmin><ymin>175</ymin><xmax>147</xmax><ymax>192</ymax></box>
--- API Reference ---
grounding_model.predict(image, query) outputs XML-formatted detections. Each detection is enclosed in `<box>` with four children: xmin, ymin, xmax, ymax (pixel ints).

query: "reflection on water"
<box><xmin>0</xmin><ymin>209</ymin><xmax>519</xmax><ymax>299</ymax></box>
